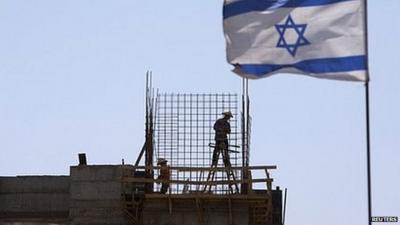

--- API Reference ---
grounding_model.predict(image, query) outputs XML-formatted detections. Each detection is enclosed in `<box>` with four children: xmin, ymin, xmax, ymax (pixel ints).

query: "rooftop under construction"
<box><xmin>0</xmin><ymin>74</ymin><xmax>285</xmax><ymax>225</ymax></box>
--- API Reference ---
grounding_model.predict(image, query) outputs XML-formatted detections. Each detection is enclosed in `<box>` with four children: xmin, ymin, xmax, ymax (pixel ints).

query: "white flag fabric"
<box><xmin>223</xmin><ymin>0</ymin><xmax>368</xmax><ymax>81</ymax></box>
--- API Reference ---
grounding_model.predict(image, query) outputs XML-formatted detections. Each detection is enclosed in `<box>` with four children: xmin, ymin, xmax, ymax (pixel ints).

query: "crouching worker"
<box><xmin>157</xmin><ymin>158</ymin><xmax>170</xmax><ymax>194</ymax></box>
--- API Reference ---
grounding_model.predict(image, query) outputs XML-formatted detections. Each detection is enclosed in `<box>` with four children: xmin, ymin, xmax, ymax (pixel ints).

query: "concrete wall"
<box><xmin>0</xmin><ymin>176</ymin><xmax>70</xmax><ymax>225</ymax></box>
<box><xmin>0</xmin><ymin>165</ymin><xmax>128</xmax><ymax>225</ymax></box>
<box><xmin>69</xmin><ymin>165</ymin><xmax>126</xmax><ymax>225</ymax></box>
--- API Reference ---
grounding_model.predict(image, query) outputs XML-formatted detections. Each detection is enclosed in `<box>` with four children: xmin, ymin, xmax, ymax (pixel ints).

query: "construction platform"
<box><xmin>0</xmin><ymin>164</ymin><xmax>282</xmax><ymax>225</ymax></box>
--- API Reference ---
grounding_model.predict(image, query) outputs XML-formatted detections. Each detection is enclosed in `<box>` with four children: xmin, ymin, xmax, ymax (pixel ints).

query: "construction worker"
<box><xmin>157</xmin><ymin>158</ymin><xmax>170</xmax><ymax>194</ymax></box>
<box><xmin>212</xmin><ymin>111</ymin><xmax>233</xmax><ymax>167</ymax></box>
<box><xmin>204</xmin><ymin>111</ymin><xmax>238</xmax><ymax>193</ymax></box>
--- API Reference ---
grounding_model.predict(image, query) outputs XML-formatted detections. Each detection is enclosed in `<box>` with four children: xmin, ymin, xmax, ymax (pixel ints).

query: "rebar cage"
<box><xmin>153</xmin><ymin>93</ymin><xmax>242</xmax><ymax>194</ymax></box>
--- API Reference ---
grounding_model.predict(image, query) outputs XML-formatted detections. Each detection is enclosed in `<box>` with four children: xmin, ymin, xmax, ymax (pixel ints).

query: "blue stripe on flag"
<box><xmin>236</xmin><ymin>55</ymin><xmax>367</xmax><ymax>76</ymax></box>
<box><xmin>224</xmin><ymin>0</ymin><xmax>355</xmax><ymax>19</ymax></box>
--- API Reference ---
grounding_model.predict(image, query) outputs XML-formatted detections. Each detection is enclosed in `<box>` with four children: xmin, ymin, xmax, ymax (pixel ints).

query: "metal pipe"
<box><xmin>282</xmin><ymin>188</ymin><xmax>287</xmax><ymax>225</ymax></box>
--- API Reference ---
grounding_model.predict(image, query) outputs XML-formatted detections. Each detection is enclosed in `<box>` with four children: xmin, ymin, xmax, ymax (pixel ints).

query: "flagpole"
<box><xmin>365</xmin><ymin>81</ymin><xmax>372</xmax><ymax>225</ymax></box>
<box><xmin>363</xmin><ymin>0</ymin><xmax>372</xmax><ymax>224</ymax></box>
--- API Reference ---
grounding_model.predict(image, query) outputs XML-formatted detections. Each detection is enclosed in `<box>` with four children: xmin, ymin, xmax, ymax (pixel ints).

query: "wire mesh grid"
<box><xmin>154</xmin><ymin>93</ymin><xmax>241</xmax><ymax>194</ymax></box>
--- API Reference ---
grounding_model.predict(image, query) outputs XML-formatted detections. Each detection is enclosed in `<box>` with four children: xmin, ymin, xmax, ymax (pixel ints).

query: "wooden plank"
<box><xmin>129</xmin><ymin>165</ymin><xmax>277</xmax><ymax>171</ymax></box>
<box><xmin>144</xmin><ymin>193</ymin><xmax>272</xmax><ymax>200</ymax></box>
<box><xmin>228</xmin><ymin>198</ymin><xmax>233</xmax><ymax>225</ymax></box>
<box><xmin>122</xmin><ymin>177</ymin><xmax>273</xmax><ymax>185</ymax></box>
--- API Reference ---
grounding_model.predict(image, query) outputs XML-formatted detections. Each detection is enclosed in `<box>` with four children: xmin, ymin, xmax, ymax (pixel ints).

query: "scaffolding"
<box><xmin>121</xmin><ymin>165</ymin><xmax>277</xmax><ymax>225</ymax></box>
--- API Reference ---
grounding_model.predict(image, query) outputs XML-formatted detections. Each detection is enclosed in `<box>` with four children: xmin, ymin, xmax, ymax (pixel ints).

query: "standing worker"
<box><xmin>204</xmin><ymin>111</ymin><xmax>238</xmax><ymax>193</ymax></box>
<box><xmin>212</xmin><ymin>111</ymin><xmax>233</xmax><ymax>167</ymax></box>
<box><xmin>157</xmin><ymin>158</ymin><xmax>170</xmax><ymax>194</ymax></box>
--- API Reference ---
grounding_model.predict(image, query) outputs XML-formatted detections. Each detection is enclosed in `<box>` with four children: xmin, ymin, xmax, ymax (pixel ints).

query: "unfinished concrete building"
<box><xmin>0</xmin><ymin>76</ymin><xmax>284</xmax><ymax>225</ymax></box>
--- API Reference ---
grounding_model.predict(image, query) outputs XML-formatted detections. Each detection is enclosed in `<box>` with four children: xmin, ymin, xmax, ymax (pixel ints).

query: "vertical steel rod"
<box><xmin>241</xmin><ymin>79</ymin><xmax>245</xmax><ymax>193</ymax></box>
<box><xmin>246</xmin><ymin>78</ymin><xmax>249</xmax><ymax>167</ymax></box>
<box><xmin>283</xmin><ymin>188</ymin><xmax>287</xmax><ymax>225</ymax></box>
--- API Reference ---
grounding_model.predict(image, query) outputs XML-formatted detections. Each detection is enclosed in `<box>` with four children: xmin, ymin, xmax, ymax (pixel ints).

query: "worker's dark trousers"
<box><xmin>212</xmin><ymin>140</ymin><xmax>231</xmax><ymax>167</ymax></box>
<box><xmin>161</xmin><ymin>183</ymin><xmax>169</xmax><ymax>194</ymax></box>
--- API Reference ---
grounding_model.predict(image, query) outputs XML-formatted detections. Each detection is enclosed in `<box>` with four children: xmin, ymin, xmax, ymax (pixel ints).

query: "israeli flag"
<box><xmin>223</xmin><ymin>0</ymin><xmax>368</xmax><ymax>81</ymax></box>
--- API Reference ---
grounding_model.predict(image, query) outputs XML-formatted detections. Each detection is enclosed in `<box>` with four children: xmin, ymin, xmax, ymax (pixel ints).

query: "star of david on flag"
<box><xmin>275</xmin><ymin>15</ymin><xmax>310</xmax><ymax>57</ymax></box>
<box><xmin>223</xmin><ymin>0</ymin><xmax>368</xmax><ymax>81</ymax></box>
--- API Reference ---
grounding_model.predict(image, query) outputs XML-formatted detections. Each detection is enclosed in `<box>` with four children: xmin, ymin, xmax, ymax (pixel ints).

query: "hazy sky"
<box><xmin>0</xmin><ymin>1</ymin><xmax>399</xmax><ymax>225</ymax></box>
